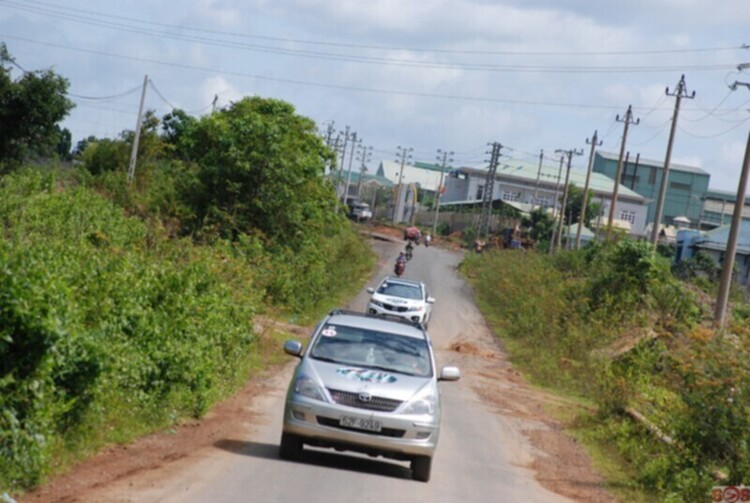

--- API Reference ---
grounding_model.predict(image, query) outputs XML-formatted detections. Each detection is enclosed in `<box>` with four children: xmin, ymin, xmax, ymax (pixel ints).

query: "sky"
<box><xmin>1</xmin><ymin>0</ymin><xmax>750</xmax><ymax>191</ymax></box>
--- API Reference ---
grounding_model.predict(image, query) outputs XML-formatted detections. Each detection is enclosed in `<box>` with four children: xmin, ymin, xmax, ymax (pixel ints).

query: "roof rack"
<box><xmin>328</xmin><ymin>308</ymin><xmax>425</xmax><ymax>330</ymax></box>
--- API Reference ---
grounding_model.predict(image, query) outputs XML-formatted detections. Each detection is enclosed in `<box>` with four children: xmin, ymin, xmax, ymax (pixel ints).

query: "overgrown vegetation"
<box><xmin>462</xmin><ymin>240</ymin><xmax>750</xmax><ymax>501</ymax></box>
<box><xmin>0</xmin><ymin>50</ymin><xmax>374</xmax><ymax>494</ymax></box>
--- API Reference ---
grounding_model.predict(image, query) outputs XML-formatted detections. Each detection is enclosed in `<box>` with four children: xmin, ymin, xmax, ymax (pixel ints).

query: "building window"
<box><xmin>476</xmin><ymin>185</ymin><xmax>484</xmax><ymax>200</ymax></box>
<box><xmin>533</xmin><ymin>197</ymin><xmax>550</xmax><ymax>207</ymax></box>
<box><xmin>620</xmin><ymin>210</ymin><xmax>636</xmax><ymax>225</ymax></box>
<box><xmin>502</xmin><ymin>190</ymin><xmax>520</xmax><ymax>202</ymax></box>
<box><xmin>649</xmin><ymin>167</ymin><xmax>657</xmax><ymax>185</ymax></box>
<box><xmin>669</xmin><ymin>182</ymin><xmax>691</xmax><ymax>191</ymax></box>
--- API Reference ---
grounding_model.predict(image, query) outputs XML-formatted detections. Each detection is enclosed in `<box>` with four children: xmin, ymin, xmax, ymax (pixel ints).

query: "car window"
<box><xmin>310</xmin><ymin>323</ymin><xmax>432</xmax><ymax>377</ymax></box>
<box><xmin>376</xmin><ymin>282</ymin><xmax>423</xmax><ymax>300</ymax></box>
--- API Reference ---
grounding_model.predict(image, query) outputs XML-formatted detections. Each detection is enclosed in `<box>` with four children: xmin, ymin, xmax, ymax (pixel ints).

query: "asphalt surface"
<box><xmin>80</xmin><ymin>236</ymin><xmax>572</xmax><ymax>503</ymax></box>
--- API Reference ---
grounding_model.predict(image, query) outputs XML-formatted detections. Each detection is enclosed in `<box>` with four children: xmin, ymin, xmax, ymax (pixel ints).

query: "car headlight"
<box><xmin>294</xmin><ymin>375</ymin><xmax>326</xmax><ymax>401</ymax></box>
<box><xmin>401</xmin><ymin>394</ymin><xmax>437</xmax><ymax>415</ymax></box>
<box><xmin>371</xmin><ymin>300</ymin><xmax>384</xmax><ymax>307</ymax></box>
<box><xmin>407</xmin><ymin>305</ymin><xmax>424</xmax><ymax>312</ymax></box>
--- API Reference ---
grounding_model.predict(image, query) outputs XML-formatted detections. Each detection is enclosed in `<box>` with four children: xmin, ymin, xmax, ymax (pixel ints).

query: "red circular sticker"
<box><xmin>724</xmin><ymin>486</ymin><xmax>741</xmax><ymax>503</ymax></box>
<box><xmin>740</xmin><ymin>487</ymin><xmax>750</xmax><ymax>501</ymax></box>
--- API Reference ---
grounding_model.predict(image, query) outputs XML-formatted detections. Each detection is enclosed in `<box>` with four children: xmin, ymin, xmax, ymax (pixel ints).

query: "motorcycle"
<box><xmin>405</xmin><ymin>244</ymin><xmax>414</xmax><ymax>261</ymax></box>
<box><xmin>394</xmin><ymin>260</ymin><xmax>405</xmax><ymax>277</ymax></box>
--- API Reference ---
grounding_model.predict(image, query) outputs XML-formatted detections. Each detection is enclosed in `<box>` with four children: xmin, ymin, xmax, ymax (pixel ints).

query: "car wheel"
<box><xmin>279</xmin><ymin>432</ymin><xmax>302</xmax><ymax>460</ymax></box>
<box><xmin>411</xmin><ymin>455</ymin><xmax>432</xmax><ymax>482</ymax></box>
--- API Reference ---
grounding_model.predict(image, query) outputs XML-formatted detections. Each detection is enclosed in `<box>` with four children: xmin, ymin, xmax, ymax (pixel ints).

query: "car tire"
<box><xmin>279</xmin><ymin>432</ymin><xmax>302</xmax><ymax>460</ymax></box>
<box><xmin>411</xmin><ymin>455</ymin><xmax>432</xmax><ymax>482</ymax></box>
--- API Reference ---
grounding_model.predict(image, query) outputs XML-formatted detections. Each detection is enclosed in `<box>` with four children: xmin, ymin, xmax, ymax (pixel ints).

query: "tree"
<box><xmin>564</xmin><ymin>184</ymin><xmax>600</xmax><ymax>227</ymax></box>
<box><xmin>0</xmin><ymin>44</ymin><xmax>74</xmax><ymax>169</ymax></box>
<box><xmin>176</xmin><ymin>96</ymin><xmax>337</xmax><ymax>245</ymax></box>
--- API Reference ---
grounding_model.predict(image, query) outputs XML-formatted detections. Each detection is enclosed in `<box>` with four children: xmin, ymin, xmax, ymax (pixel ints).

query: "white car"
<box><xmin>280</xmin><ymin>309</ymin><xmax>460</xmax><ymax>482</ymax></box>
<box><xmin>366</xmin><ymin>277</ymin><xmax>435</xmax><ymax>327</ymax></box>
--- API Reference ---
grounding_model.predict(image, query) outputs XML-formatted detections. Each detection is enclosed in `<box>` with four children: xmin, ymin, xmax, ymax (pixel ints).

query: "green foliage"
<box><xmin>461</xmin><ymin>237</ymin><xmax>717</xmax><ymax>501</ymax></box>
<box><xmin>173</xmin><ymin>96</ymin><xmax>338</xmax><ymax>246</ymax></box>
<box><xmin>79</xmin><ymin>138</ymin><xmax>129</xmax><ymax>175</ymax></box>
<box><xmin>565</xmin><ymin>184</ymin><xmax>600</xmax><ymax>227</ymax></box>
<box><xmin>0</xmin><ymin>44</ymin><xmax>74</xmax><ymax>168</ymax></box>
<box><xmin>436</xmin><ymin>221</ymin><xmax>451</xmax><ymax>236</ymax></box>
<box><xmin>0</xmin><ymin>170</ymin><xmax>261</xmax><ymax>491</ymax></box>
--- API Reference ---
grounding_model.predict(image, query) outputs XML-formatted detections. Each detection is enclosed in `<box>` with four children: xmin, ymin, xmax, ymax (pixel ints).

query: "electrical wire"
<box><xmin>0</xmin><ymin>0</ymin><xmax>740</xmax><ymax>74</ymax></box>
<box><xmin>678</xmin><ymin>117</ymin><xmax>750</xmax><ymax>139</ymax></box>
<box><xmin>69</xmin><ymin>84</ymin><xmax>143</xmax><ymax>101</ymax></box>
<box><xmin>5</xmin><ymin>0</ymin><xmax>747</xmax><ymax>58</ymax></box>
<box><xmin>147</xmin><ymin>79</ymin><xmax>179</xmax><ymax>110</ymax></box>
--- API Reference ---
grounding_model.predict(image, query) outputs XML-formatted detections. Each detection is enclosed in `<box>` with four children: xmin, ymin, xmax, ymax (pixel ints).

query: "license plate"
<box><xmin>340</xmin><ymin>416</ymin><xmax>382</xmax><ymax>432</ymax></box>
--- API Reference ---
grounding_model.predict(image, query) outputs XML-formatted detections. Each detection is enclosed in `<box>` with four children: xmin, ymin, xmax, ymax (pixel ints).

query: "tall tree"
<box><xmin>177</xmin><ymin>96</ymin><xmax>337</xmax><ymax>245</ymax></box>
<box><xmin>0</xmin><ymin>44</ymin><xmax>74</xmax><ymax>169</ymax></box>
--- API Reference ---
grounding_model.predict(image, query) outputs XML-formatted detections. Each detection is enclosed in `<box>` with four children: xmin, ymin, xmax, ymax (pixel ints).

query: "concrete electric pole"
<box><xmin>432</xmin><ymin>149</ymin><xmax>454</xmax><ymax>235</ymax></box>
<box><xmin>478</xmin><ymin>142</ymin><xmax>502</xmax><ymax>238</ymax></box>
<box><xmin>127</xmin><ymin>74</ymin><xmax>148</xmax><ymax>184</ymax></box>
<box><xmin>532</xmin><ymin>149</ymin><xmax>544</xmax><ymax>209</ymax></box>
<box><xmin>554</xmin><ymin>147</ymin><xmax>583</xmax><ymax>252</ymax></box>
<box><xmin>650</xmin><ymin>75</ymin><xmax>696</xmax><ymax>249</ymax></box>
<box><xmin>715</xmin><ymin>69</ymin><xmax>750</xmax><ymax>327</ymax></box>
<box><xmin>606</xmin><ymin>105</ymin><xmax>640</xmax><ymax>240</ymax></box>
<box><xmin>576</xmin><ymin>130</ymin><xmax>602</xmax><ymax>249</ymax></box>
<box><xmin>392</xmin><ymin>146</ymin><xmax>413</xmax><ymax>224</ymax></box>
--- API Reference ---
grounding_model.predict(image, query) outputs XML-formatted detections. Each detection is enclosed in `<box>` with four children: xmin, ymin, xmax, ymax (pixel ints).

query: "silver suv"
<box><xmin>279</xmin><ymin>310</ymin><xmax>460</xmax><ymax>482</ymax></box>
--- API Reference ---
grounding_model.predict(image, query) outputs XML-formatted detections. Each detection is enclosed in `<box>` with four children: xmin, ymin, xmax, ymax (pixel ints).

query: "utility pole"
<box><xmin>479</xmin><ymin>142</ymin><xmax>503</xmax><ymax>238</ymax></box>
<box><xmin>554</xmin><ymin>148</ymin><xmax>583</xmax><ymax>252</ymax></box>
<box><xmin>211</xmin><ymin>94</ymin><xmax>218</xmax><ymax>113</ymax></box>
<box><xmin>650</xmin><ymin>75</ymin><xmax>695</xmax><ymax>249</ymax></box>
<box><xmin>630</xmin><ymin>153</ymin><xmax>641</xmax><ymax>191</ymax></box>
<box><xmin>715</xmin><ymin>70</ymin><xmax>750</xmax><ymax>327</ymax></box>
<box><xmin>549</xmin><ymin>154</ymin><xmax>565</xmax><ymax>254</ymax></box>
<box><xmin>532</xmin><ymin>149</ymin><xmax>544</xmax><ymax>208</ymax></box>
<box><xmin>432</xmin><ymin>149</ymin><xmax>454</xmax><ymax>235</ymax></box>
<box><xmin>343</xmin><ymin>133</ymin><xmax>360</xmax><ymax>201</ymax></box>
<box><xmin>606</xmin><ymin>105</ymin><xmax>640</xmax><ymax>240</ymax></box>
<box><xmin>127</xmin><ymin>74</ymin><xmax>148</xmax><ymax>184</ymax></box>
<box><xmin>355</xmin><ymin>144</ymin><xmax>373</xmax><ymax>198</ymax></box>
<box><xmin>576</xmin><ymin>130</ymin><xmax>602</xmax><ymax>249</ymax></box>
<box><xmin>392</xmin><ymin>146</ymin><xmax>413</xmax><ymax>224</ymax></box>
<box><xmin>335</xmin><ymin>126</ymin><xmax>351</xmax><ymax>198</ymax></box>
<box><xmin>715</xmin><ymin>129</ymin><xmax>750</xmax><ymax>327</ymax></box>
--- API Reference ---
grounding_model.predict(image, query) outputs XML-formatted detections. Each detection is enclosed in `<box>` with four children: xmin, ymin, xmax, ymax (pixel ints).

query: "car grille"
<box><xmin>382</xmin><ymin>303</ymin><xmax>409</xmax><ymax>313</ymax></box>
<box><xmin>328</xmin><ymin>389</ymin><xmax>402</xmax><ymax>412</ymax></box>
<box><xmin>316</xmin><ymin>417</ymin><xmax>406</xmax><ymax>438</ymax></box>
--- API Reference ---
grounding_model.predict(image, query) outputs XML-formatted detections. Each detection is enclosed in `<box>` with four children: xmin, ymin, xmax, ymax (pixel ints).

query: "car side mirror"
<box><xmin>366</xmin><ymin>287</ymin><xmax>375</xmax><ymax>294</ymax></box>
<box><xmin>426</xmin><ymin>297</ymin><xmax>436</xmax><ymax>304</ymax></box>
<box><xmin>438</xmin><ymin>366</ymin><xmax>460</xmax><ymax>381</ymax></box>
<box><xmin>283</xmin><ymin>340</ymin><xmax>304</xmax><ymax>358</ymax></box>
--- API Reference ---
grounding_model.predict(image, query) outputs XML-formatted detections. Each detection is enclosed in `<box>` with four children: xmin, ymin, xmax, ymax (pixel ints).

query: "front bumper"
<box><xmin>282</xmin><ymin>395</ymin><xmax>439</xmax><ymax>460</ymax></box>
<box><xmin>367</xmin><ymin>303</ymin><xmax>426</xmax><ymax>324</ymax></box>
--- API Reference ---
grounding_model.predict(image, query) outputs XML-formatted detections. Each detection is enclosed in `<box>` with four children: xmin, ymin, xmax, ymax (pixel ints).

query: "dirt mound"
<box><xmin>448</xmin><ymin>339</ymin><xmax>499</xmax><ymax>359</ymax></box>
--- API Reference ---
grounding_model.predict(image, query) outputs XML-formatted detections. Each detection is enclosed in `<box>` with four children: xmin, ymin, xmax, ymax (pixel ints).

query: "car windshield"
<box><xmin>309</xmin><ymin>323</ymin><xmax>432</xmax><ymax>377</ymax></box>
<box><xmin>376</xmin><ymin>282</ymin><xmax>423</xmax><ymax>300</ymax></box>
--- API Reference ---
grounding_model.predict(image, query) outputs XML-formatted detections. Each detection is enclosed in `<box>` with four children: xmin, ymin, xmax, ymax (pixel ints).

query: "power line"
<box><xmin>69</xmin><ymin>84</ymin><xmax>143</xmax><ymax>101</ymax></box>
<box><xmin>678</xmin><ymin>118</ymin><xmax>750</xmax><ymax>139</ymax></box>
<box><xmin>5</xmin><ymin>0</ymin><xmax>746</xmax><ymax>59</ymax></box>
<box><xmin>0</xmin><ymin>2</ymin><xmax>739</xmax><ymax>74</ymax></box>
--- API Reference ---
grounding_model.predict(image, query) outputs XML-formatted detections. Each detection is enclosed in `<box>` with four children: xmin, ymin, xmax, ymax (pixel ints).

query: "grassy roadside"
<box><xmin>460</xmin><ymin>243</ymin><xmax>750</xmax><ymax>502</ymax></box>
<box><xmin>0</xmin><ymin>168</ymin><xmax>376</xmax><ymax>497</ymax></box>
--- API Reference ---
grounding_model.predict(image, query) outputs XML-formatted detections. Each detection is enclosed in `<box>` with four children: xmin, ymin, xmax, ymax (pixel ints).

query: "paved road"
<box><xmin>83</xmin><ymin>236</ymin><xmax>572</xmax><ymax>503</ymax></box>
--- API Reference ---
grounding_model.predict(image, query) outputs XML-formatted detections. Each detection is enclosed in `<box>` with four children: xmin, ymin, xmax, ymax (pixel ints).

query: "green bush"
<box><xmin>0</xmin><ymin>171</ymin><xmax>261</xmax><ymax>491</ymax></box>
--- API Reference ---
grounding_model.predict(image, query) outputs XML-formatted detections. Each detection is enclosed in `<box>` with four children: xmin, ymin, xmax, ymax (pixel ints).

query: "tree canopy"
<box><xmin>172</xmin><ymin>97</ymin><xmax>338</xmax><ymax>246</ymax></box>
<box><xmin>0</xmin><ymin>44</ymin><xmax>74</xmax><ymax>169</ymax></box>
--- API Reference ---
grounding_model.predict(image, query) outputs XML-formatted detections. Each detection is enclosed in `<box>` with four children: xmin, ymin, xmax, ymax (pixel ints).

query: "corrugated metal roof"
<box><xmin>695</xmin><ymin>220</ymin><xmax>750</xmax><ymax>253</ymax></box>
<box><xmin>378</xmin><ymin>160</ymin><xmax>445</xmax><ymax>191</ymax></box>
<box><xmin>459</xmin><ymin>159</ymin><xmax>646</xmax><ymax>202</ymax></box>
<box><xmin>597</xmin><ymin>150</ymin><xmax>709</xmax><ymax>176</ymax></box>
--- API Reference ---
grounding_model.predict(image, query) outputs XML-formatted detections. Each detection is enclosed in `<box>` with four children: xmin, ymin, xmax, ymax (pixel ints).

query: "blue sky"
<box><xmin>1</xmin><ymin>0</ymin><xmax>749</xmax><ymax>191</ymax></box>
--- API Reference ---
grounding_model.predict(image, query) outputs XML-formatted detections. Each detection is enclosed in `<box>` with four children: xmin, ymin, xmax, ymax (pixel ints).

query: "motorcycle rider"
<box><xmin>425</xmin><ymin>233</ymin><xmax>432</xmax><ymax>247</ymax></box>
<box><xmin>395</xmin><ymin>251</ymin><xmax>407</xmax><ymax>276</ymax></box>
